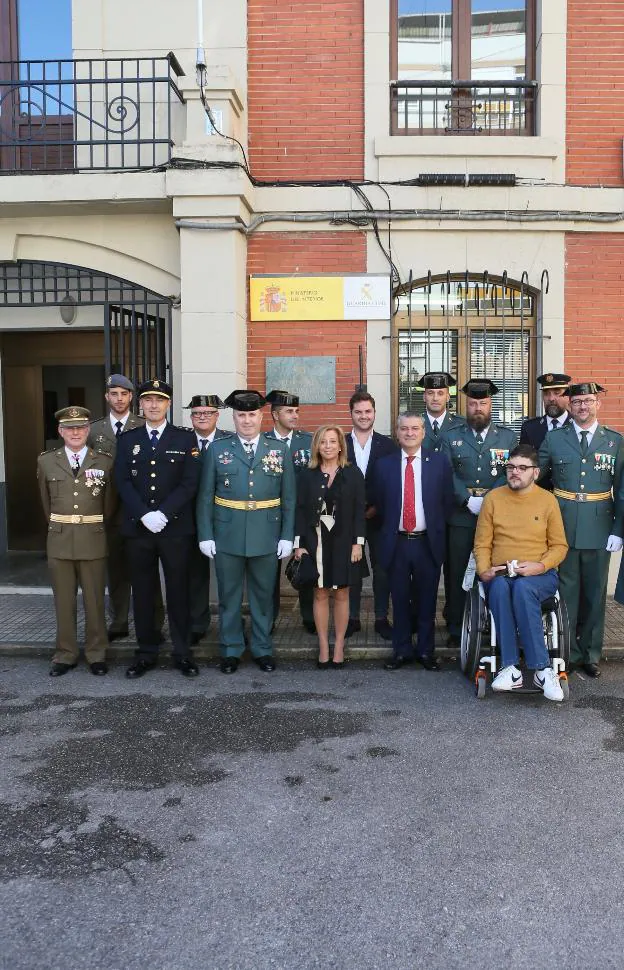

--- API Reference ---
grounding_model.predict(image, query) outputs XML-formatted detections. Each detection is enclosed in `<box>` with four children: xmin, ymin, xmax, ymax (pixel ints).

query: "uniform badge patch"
<box><xmin>262</xmin><ymin>450</ymin><xmax>284</xmax><ymax>474</ymax></box>
<box><xmin>217</xmin><ymin>451</ymin><xmax>234</xmax><ymax>464</ymax></box>
<box><xmin>133</xmin><ymin>444</ymin><xmax>141</xmax><ymax>455</ymax></box>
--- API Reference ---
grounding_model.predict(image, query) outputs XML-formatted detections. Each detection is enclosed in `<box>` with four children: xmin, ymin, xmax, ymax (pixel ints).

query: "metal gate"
<box><xmin>392</xmin><ymin>270</ymin><xmax>548</xmax><ymax>433</ymax></box>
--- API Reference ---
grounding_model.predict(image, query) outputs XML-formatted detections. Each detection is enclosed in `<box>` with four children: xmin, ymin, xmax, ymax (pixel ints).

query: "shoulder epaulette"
<box><xmin>601</xmin><ymin>425</ymin><xmax>623</xmax><ymax>438</ymax></box>
<box><xmin>38</xmin><ymin>447</ymin><xmax>59</xmax><ymax>456</ymax></box>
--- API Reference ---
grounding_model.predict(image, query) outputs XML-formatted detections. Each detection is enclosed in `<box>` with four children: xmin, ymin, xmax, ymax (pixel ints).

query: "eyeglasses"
<box><xmin>506</xmin><ymin>463</ymin><xmax>538</xmax><ymax>473</ymax></box>
<box><xmin>191</xmin><ymin>410</ymin><xmax>219</xmax><ymax>418</ymax></box>
<box><xmin>569</xmin><ymin>398</ymin><xmax>596</xmax><ymax>408</ymax></box>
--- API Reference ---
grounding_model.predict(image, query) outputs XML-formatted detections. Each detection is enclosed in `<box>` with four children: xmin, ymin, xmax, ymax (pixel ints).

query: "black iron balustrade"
<box><xmin>390</xmin><ymin>80</ymin><xmax>537</xmax><ymax>136</ymax></box>
<box><xmin>0</xmin><ymin>54</ymin><xmax>185</xmax><ymax>173</ymax></box>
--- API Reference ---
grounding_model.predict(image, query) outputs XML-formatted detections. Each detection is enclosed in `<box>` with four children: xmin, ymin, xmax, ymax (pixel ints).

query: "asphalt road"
<box><xmin>1</xmin><ymin>656</ymin><xmax>623</xmax><ymax>970</ymax></box>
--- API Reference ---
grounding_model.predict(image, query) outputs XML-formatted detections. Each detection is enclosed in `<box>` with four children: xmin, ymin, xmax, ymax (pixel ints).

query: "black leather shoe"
<box><xmin>190</xmin><ymin>631</ymin><xmax>205</xmax><ymax>646</ymax></box>
<box><xmin>220</xmin><ymin>657</ymin><xmax>239</xmax><ymax>674</ymax></box>
<box><xmin>107</xmin><ymin>628</ymin><xmax>129</xmax><ymax>642</ymax></box>
<box><xmin>254</xmin><ymin>655</ymin><xmax>276</xmax><ymax>672</ymax></box>
<box><xmin>374</xmin><ymin>618</ymin><xmax>393</xmax><ymax>641</ymax></box>
<box><xmin>175</xmin><ymin>658</ymin><xmax>200</xmax><ymax>677</ymax></box>
<box><xmin>383</xmin><ymin>655</ymin><xmax>414</xmax><ymax>670</ymax></box>
<box><xmin>49</xmin><ymin>662</ymin><xmax>77</xmax><ymax>677</ymax></box>
<box><xmin>583</xmin><ymin>662</ymin><xmax>601</xmax><ymax>678</ymax></box>
<box><xmin>125</xmin><ymin>659</ymin><xmax>156</xmax><ymax>679</ymax></box>
<box><xmin>345</xmin><ymin>618</ymin><xmax>361</xmax><ymax>639</ymax></box>
<box><xmin>418</xmin><ymin>655</ymin><xmax>440</xmax><ymax>671</ymax></box>
<box><xmin>317</xmin><ymin>659</ymin><xmax>331</xmax><ymax>669</ymax></box>
<box><xmin>303</xmin><ymin>621</ymin><xmax>317</xmax><ymax>635</ymax></box>
<box><xmin>90</xmin><ymin>662</ymin><xmax>108</xmax><ymax>676</ymax></box>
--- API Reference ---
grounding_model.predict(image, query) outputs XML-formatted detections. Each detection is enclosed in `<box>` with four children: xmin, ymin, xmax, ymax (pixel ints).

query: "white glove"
<box><xmin>199</xmin><ymin>540</ymin><xmax>216</xmax><ymax>558</ymax></box>
<box><xmin>277</xmin><ymin>540</ymin><xmax>294</xmax><ymax>559</ymax></box>
<box><xmin>467</xmin><ymin>496</ymin><xmax>483</xmax><ymax>516</ymax></box>
<box><xmin>606</xmin><ymin>534</ymin><xmax>623</xmax><ymax>552</ymax></box>
<box><xmin>141</xmin><ymin>511</ymin><xmax>168</xmax><ymax>533</ymax></box>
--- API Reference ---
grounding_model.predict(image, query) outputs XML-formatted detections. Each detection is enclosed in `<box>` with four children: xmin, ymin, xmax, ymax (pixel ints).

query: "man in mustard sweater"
<box><xmin>474</xmin><ymin>445</ymin><xmax>569</xmax><ymax>701</ymax></box>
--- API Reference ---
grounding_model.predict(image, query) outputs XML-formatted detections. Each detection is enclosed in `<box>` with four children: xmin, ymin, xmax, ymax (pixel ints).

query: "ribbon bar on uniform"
<box><xmin>49</xmin><ymin>513</ymin><xmax>104</xmax><ymax>524</ymax></box>
<box><xmin>214</xmin><ymin>496</ymin><xmax>281</xmax><ymax>511</ymax></box>
<box><xmin>553</xmin><ymin>488</ymin><xmax>611</xmax><ymax>503</ymax></box>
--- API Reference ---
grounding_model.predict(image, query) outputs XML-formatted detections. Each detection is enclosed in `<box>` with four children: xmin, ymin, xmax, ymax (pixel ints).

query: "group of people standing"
<box><xmin>36</xmin><ymin>367</ymin><xmax>624</xmax><ymax>682</ymax></box>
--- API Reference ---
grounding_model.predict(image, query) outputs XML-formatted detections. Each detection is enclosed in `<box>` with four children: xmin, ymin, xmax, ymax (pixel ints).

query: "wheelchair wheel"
<box><xmin>460</xmin><ymin>585</ymin><xmax>483</xmax><ymax>679</ymax></box>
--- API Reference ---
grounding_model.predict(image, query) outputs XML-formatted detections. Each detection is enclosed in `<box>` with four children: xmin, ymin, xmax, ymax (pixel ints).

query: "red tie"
<box><xmin>404</xmin><ymin>455</ymin><xmax>416</xmax><ymax>532</ymax></box>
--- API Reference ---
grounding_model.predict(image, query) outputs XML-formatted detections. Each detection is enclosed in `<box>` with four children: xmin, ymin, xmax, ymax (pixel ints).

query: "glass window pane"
<box><xmin>470</xmin><ymin>329</ymin><xmax>529</xmax><ymax>432</ymax></box>
<box><xmin>471</xmin><ymin>1</ymin><xmax>526</xmax><ymax>81</ymax></box>
<box><xmin>398</xmin><ymin>330</ymin><xmax>459</xmax><ymax>414</ymax></box>
<box><xmin>398</xmin><ymin>1</ymin><xmax>452</xmax><ymax>81</ymax></box>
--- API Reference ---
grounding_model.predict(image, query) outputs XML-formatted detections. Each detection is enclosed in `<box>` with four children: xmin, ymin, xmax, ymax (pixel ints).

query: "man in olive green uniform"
<box><xmin>539</xmin><ymin>381</ymin><xmax>624</xmax><ymax>677</ymax></box>
<box><xmin>440</xmin><ymin>379</ymin><xmax>518</xmax><ymax>644</ymax></box>
<box><xmin>88</xmin><ymin>373</ymin><xmax>163</xmax><ymax>640</ymax></box>
<box><xmin>184</xmin><ymin>393</ymin><xmax>228</xmax><ymax>644</ymax></box>
<box><xmin>38</xmin><ymin>406</ymin><xmax>116</xmax><ymax>677</ymax></box>
<box><xmin>418</xmin><ymin>371</ymin><xmax>463</xmax><ymax>453</ymax></box>
<box><xmin>265</xmin><ymin>388</ymin><xmax>314</xmax><ymax>633</ymax></box>
<box><xmin>196</xmin><ymin>390</ymin><xmax>296</xmax><ymax>674</ymax></box>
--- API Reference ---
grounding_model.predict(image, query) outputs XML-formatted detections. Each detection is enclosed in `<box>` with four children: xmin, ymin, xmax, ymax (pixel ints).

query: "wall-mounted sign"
<box><xmin>265</xmin><ymin>356</ymin><xmax>336</xmax><ymax>404</ymax></box>
<box><xmin>250</xmin><ymin>274</ymin><xmax>390</xmax><ymax>322</ymax></box>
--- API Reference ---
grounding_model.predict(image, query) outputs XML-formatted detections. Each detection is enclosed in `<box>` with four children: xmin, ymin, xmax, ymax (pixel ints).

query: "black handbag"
<box><xmin>285</xmin><ymin>554</ymin><xmax>319</xmax><ymax>590</ymax></box>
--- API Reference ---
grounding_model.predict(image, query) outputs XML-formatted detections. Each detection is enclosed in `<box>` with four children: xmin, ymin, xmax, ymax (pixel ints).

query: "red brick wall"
<box><xmin>247</xmin><ymin>231</ymin><xmax>367</xmax><ymax>430</ymax></box>
<box><xmin>247</xmin><ymin>0</ymin><xmax>364</xmax><ymax>180</ymax></box>
<box><xmin>567</xmin><ymin>2</ymin><xmax>624</xmax><ymax>185</ymax></box>
<box><xmin>565</xmin><ymin>233</ymin><xmax>624</xmax><ymax>429</ymax></box>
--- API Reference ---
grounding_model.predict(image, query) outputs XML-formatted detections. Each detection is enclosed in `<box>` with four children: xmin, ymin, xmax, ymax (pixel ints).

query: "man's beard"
<box><xmin>467</xmin><ymin>413</ymin><xmax>490</xmax><ymax>433</ymax></box>
<box><xmin>544</xmin><ymin>400</ymin><xmax>566</xmax><ymax>419</ymax></box>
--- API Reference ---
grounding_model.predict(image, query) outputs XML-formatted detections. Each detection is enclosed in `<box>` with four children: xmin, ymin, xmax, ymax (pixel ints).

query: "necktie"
<box><xmin>580</xmin><ymin>430</ymin><xmax>589</xmax><ymax>455</ymax></box>
<box><xmin>200</xmin><ymin>438</ymin><xmax>208</xmax><ymax>453</ymax></box>
<box><xmin>72</xmin><ymin>454</ymin><xmax>80</xmax><ymax>477</ymax></box>
<box><xmin>243</xmin><ymin>442</ymin><xmax>254</xmax><ymax>462</ymax></box>
<box><xmin>551</xmin><ymin>418</ymin><xmax>558</xmax><ymax>431</ymax></box>
<box><xmin>476</xmin><ymin>433</ymin><xmax>484</xmax><ymax>447</ymax></box>
<box><xmin>150</xmin><ymin>429</ymin><xmax>159</xmax><ymax>449</ymax></box>
<box><xmin>115</xmin><ymin>420</ymin><xmax>123</xmax><ymax>436</ymax></box>
<box><xmin>432</xmin><ymin>420</ymin><xmax>439</xmax><ymax>437</ymax></box>
<box><xmin>403</xmin><ymin>456</ymin><xmax>416</xmax><ymax>533</ymax></box>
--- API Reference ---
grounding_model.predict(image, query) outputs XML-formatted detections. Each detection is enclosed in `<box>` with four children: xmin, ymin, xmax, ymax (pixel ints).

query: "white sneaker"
<box><xmin>533</xmin><ymin>667</ymin><xmax>564</xmax><ymax>702</ymax></box>
<box><xmin>492</xmin><ymin>665</ymin><xmax>523</xmax><ymax>691</ymax></box>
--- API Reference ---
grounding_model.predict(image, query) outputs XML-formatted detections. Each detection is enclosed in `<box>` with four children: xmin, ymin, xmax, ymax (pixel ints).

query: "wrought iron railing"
<box><xmin>391</xmin><ymin>80</ymin><xmax>537</xmax><ymax>136</ymax></box>
<box><xmin>0</xmin><ymin>54</ymin><xmax>185</xmax><ymax>173</ymax></box>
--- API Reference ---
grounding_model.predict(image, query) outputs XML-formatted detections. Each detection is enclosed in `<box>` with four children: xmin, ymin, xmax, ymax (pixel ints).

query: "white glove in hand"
<box><xmin>199</xmin><ymin>540</ymin><xmax>216</xmax><ymax>558</ymax></box>
<box><xmin>141</xmin><ymin>511</ymin><xmax>167</xmax><ymax>533</ymax></box>
<box><xmin>277</xmin><ymin>540</ymin><xmax>294</xmax><ymax>559</ymax></box>
<box><xmin>467</xmin><ymin>496</ymin><xmax>483</xmax><ymax>516</ymax></box>
<box><xmin>606</xmin><ymin>534</ymin><xmax>623</xmax><ymax>552</ymax></box>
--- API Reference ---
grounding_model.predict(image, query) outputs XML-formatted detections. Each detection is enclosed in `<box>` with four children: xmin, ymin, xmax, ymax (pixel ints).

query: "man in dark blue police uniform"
<box><xmin>115</xmin><ymin>378</ymin><xmax>201</xmax><ymax>678</ymax></box>
<box><xmin>520</xmin><ymin>373</ymin><xmax>571</xmax><ymax>451</ymax></box>
<box><xmin>184</xmin><ymin>394</ymin><xmax>229</xmax><ymax>645</ymax></box>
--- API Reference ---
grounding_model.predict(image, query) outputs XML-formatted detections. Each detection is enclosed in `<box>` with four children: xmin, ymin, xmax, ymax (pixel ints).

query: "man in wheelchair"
<box><xmin>474</xmin><ymin>445</ymin><xmax>569</xmax><ymax>700</ymax></box>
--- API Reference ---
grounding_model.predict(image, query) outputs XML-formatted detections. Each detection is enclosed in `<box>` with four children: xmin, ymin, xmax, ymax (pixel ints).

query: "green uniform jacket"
<box><xmin>421</xmin><ymin>411</ymin><xmax>463</xmax><ymax>453</ymax></box>
<box><xmin>266</xmin><ymin>428</ymin><xmax>313</xmax><ymax>475</ymax></box>
<box><xmin>538</xmin><ymin>423</ymin><xmax>624</xmax><ymax>548</ymax></box>
<box><xmin>37</xmin><ymin>447</ymin><xmax>116</xmax><ymax>559</ymax></box>
<box><xmin>196</xmin><ymin>432</ymin><xmax>296</xmax><ymax>557</ymax></box>
<box><xmin>440</xmin><ymin>421</ymin><xmax>518</xmax><ymax>528</ymax></box>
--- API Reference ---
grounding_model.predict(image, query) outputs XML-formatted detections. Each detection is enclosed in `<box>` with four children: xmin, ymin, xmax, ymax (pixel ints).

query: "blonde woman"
<box><xmin>294</xmin><ymin>425</ymin><xmax>366</xmax><ymax>667</ymax></box>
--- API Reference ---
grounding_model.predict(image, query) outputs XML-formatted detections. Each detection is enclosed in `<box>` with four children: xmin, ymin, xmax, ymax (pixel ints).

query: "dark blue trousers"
<box><xmin>388</xmin><ymin>535</ymin><xmax>440</xmax><ymax>659</ymax></box>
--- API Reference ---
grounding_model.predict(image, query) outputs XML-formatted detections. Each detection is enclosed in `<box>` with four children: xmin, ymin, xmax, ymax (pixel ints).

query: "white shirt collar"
<box><xmin>351</xmin><ymin>429</ymin><xmax>373</xmax><ymax>446</ymax></box>
<box><xmin>196</xmin><ymin>430</ymin><xmax>216</xmax><ymax>445</ymax></box>
<box><xmin>473</xmin><ymin>425</ymin><xmax>490</xmax><ymax>439</ymax></box>
<box><xmin>426</xmin><ymin>411</ymin><xmax>446</xmax><ymax>427</ymax></box>
<box><xmin>65</xmin><ymin>445</ymin><xmax>88</xmax><ymax>466</ymax></box>
<box><xmin>109</xmin><ymin>412</ymin><xmax>130</xmax><ymax>432</ymax></box>
<box><xmin>572</xmin><ymin>419</ymin><xmax>598</xmax><ymax>437</ymax></box>
<box><xmin>402</xmin><ymin>448</ymin><xmax>422</xmax><ymax>460</ymax></box>
<box><xmin>275</xmin><ymin>429</ymin><xmax>293</xmax><ymax>443</ymax></box>
<box><xmin>547</xmin><ymin>412</ymin><xmax>568</xmax><ymax>430</ymax></box>
<box><xmin>239</xmin><ymin>434</ymin><xmax>260</xmax><ymax>449</ymax></box>
<box><xmin>146</xmin><ymin>420</ymin><xmax>167</xmax><ymax>437</ymax></box>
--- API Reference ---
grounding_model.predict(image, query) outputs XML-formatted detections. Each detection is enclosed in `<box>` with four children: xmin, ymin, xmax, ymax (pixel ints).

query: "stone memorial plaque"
<box><xmin>265</xmin><ymin>356</ymin><xmax>336</xmax><ymax>404</ymax></box>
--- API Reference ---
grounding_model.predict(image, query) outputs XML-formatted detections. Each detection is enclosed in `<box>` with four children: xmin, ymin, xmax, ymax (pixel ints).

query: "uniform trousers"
<box><xmin>446</xmin><ymin>523</ymin><xmax>477</xmax><ymax>637</ymax></box>
<box><xmin>387</xmin><ymin>534</ymin><xmax>440</xmax><ymax>658</ymax></box>
<box><xmin>48</xmin><ymin>557</ymin><xmax>108</xmax><ymax>665</ymax></box>
<box><xmin>559</xmin><ymin>547</ymin><xmax>610</xmax><ymax>665</ymax></box>
<box><xmin>106</xmin><ymin>525</ymin><xmax>164</xmax><ymax>634</ymax></box>
<box><xmin>126</xmin><ymin>532</ymin><xmax>193</xmax><ymax>659</ymax></box>
<box><xmin>216</xmin><ymin>551</ymin><xmax>278</xmax><ymax>658</ymax></box>
<box><xmin>189</xmin><ymin>541</ymin><xmax>213</xmax><ymax>634</ymax></box>
<box><xmin>349</xmin><ymin>525</ymin><xmax>391</xmax><ymax>620</ymax></box>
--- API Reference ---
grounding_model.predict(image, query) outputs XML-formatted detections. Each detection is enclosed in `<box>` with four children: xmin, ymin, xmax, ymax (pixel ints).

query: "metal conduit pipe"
<box><xmin>175</xmin><ymin>209</ymin><xmax>624</xmax><ymax>234</ymax></box>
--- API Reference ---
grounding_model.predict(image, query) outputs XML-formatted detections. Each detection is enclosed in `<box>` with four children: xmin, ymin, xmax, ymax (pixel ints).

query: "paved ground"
<box><xmin>1</xmin><ymin>656</ymin><xmax>624</xmax><ymax>970</ymax></box>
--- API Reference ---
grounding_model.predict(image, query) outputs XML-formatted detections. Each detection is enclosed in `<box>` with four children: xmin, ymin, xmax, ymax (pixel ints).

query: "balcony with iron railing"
<box><xmin>0</xmin><ymin>54</ymin><xmax>185</xmax><ymax>174</ymax></box>
<box><xmin>390</xmin><ymin>80</ymin><xmax>537</xmax><ymax>136</ymax></box>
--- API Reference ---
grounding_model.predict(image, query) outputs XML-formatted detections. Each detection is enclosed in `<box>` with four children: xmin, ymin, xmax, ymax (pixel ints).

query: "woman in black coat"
<box><xmin>294</xmin><ymin>425</ymin><xmax>366</xmax><ymax>667</ymax></box>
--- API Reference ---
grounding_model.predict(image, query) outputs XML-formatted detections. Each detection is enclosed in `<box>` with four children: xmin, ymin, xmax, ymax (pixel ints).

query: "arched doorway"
<box><xmin>391</xmin><ymin>271</ymin><xmax>543</xmax><ymax>432</ymax></box>
<box><xmin>0</xmin><ymin>260</ymin><xmax>173</xmax><ymax>551</ymax></box>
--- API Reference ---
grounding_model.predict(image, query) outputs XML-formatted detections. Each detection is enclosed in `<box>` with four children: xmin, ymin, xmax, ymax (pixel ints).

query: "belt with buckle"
<box><xmin>398</xmin><ymin>530</ymin><xmax>427</xmax><ymax>538</ymax></box>
<box><xmin>49</xmin><ymin>513</ymin><xmax>104</xmax><ymax>525</ymax></box>
<box><xmin>553</xmin><ymin>488</ymin><xmax>611</xmax><ymax>503</ymax></box>
<box><xmin>467</xmin><ymin>487</ymin><xmax>489</xmax><ymax>497</ymax></box>
<box><xmin>215</xmin><ymin>496</ymin><xmax>281</xmax><ymax>511</ymax></box>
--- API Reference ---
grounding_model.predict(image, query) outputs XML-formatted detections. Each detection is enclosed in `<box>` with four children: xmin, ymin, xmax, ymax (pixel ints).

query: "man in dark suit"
<box><xmin>345</xmin><ymin>390</ymin><xmax>398</xmax><ymax>640</ymax></box>
<box><xmin>373</xmin><ymin>413</ymin><xmax>454</xmax><ymax>670</ymax></box>
<box><xmin>115</xmin><ymin>378</ymin><xmax>201</xmax><ymax>679</ymax></box>
<box><xmin>520</xmin><ymin>372</ymin><xmax>571</xmax><ymax>451</ymax></box>
<box><xmin>185</xmin><ymin>394</ymin><xmax>228</xmax><ymax>645</ymax></box>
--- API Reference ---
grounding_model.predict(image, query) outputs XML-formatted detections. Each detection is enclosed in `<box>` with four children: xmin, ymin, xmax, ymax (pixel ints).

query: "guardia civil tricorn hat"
<box><xmin>265</xmin><ymin>389</ymin><xmax>300</xmax><ymax>407</ymax></box>
<box><xmin>416</xmin><ymin>372</ymin><xmax>456</xmax><ymax>390</ymax></box>
<box><xmin>184</xmin><ymin>395</ymin><xmax>224</xmax><ymax>409</ymax></box>
<box><xmin>564</xmin><ymin>381</ymin><xmax>605</xmax><ymax>397</ymax></box>
<box><xmin>224</xmin><ymin>389</ymin><xmax>266</xmax><ymax>411</ymax></box>
<box><xmin>461</xmin><ymin>379</ymin><xmax>499</xmax><ymax>399</ymax></box>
